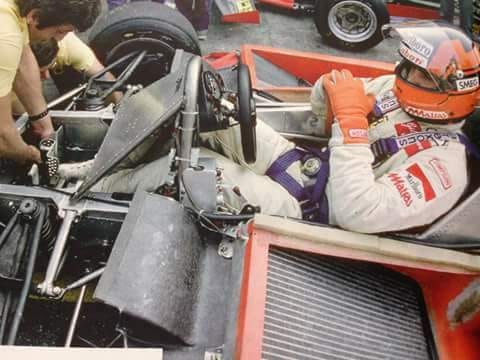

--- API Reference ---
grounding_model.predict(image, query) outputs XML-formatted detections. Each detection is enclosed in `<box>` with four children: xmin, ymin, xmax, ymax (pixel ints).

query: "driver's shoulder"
<box><xmin>363</xmin><ymin>74</ymin><xmax>395</xmax><ymax>95</ymax></box>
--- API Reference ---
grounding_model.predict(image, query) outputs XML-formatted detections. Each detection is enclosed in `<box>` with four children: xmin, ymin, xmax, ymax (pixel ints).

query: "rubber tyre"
<box><xmin>314</xmin><ymin>0</ymin><xmax>389</xmax><ymax>51</ymax></box>
<box><xmin>88</xmin><ymin>2</ymin><xmax>201</xmax><ymax>84</ymax></box>
<box><xmin>237</xmin><ymin>64</ymin><xmax>257</xmax><ymax>164</ymax></box>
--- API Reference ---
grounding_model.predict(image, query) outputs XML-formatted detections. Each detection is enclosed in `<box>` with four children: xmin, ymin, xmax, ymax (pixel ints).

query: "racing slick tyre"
<box><xmin>88</xmin><ymin>1</ymin><xmax>201</xmax><ymax>85</ymax></box>
<box><xmin>314</xmin><ymin>0</ymin><xmax>390</xmax><ymax>51</ymax></box>
<box><xmin>237</xmin><ymin>64</ymin><xmax>257</xmax><ymax>164</ymax></box>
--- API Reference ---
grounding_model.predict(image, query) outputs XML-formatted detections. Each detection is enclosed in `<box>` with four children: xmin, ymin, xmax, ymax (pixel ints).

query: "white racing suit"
<box><xmin>92</xmin><ymin>75</ymin><xmax>470</xmax><ymax>234</ymax></box>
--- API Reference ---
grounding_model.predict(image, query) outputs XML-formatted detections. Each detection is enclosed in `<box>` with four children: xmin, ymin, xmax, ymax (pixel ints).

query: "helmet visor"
<box><xmin>384</xmin><ymin>20</ymin><xmax>480</xmax><ymax>93</ymax></box>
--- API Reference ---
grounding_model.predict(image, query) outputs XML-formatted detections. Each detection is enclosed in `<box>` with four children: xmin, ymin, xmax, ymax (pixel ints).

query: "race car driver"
<box><xmin>0</xmin><ymin>0</ymin><xmax>101</xmax><ymax>163</ymax></box>
<box><xmin>67</xmin><ymin>22</ymin><xmax>480</xmax><ymax>234</ymax></box>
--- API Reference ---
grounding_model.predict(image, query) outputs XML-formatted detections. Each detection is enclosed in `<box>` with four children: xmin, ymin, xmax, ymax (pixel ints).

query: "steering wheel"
<box><xmin>237</xmin><ymin>64</ymin><xmax>257</xmax><ymax>164</ymax></box>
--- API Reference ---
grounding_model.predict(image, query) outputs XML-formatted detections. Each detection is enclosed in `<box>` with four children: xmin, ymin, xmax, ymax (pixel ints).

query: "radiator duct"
<box><xmin>262</xmin><ymin>248</ymin><xmax>433</xmax><ymax>360</ymax></box>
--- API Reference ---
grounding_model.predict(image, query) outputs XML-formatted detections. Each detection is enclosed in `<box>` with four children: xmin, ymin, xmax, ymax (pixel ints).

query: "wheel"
<box><xmin>88</xmin><ymin>1</ymin><xmax>201</xmax><ymax>86</ymax></box>
<box><xmin>237</xmin><ymin>64</ymin><xmax>257</xmax><ymax>164</ymax></box>
<box><xmin>314</xmin><ymin>0</ymin><xmax>390</xmax><ymax>51</ymax></box>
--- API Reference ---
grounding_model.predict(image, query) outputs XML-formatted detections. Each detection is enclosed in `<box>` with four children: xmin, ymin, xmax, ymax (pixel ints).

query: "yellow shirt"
<box><xmin>0</xmin><ymin>0</ymin><xmax>29</xmax><ymax>97</ymax></box>
<box><xmin>53</xmin><ymin>32</ymin><xmax>96</xmax><ymax>73</ymax></box>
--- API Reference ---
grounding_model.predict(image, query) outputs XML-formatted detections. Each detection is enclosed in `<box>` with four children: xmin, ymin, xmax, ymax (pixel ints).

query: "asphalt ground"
<box><xmin>201</xmin><ymin>3</ymin><xmax>401</xmax><ymax>63</ymax></box>
<box><xmin>57</xmin><ymin>1</ymin><xmax>401</xmax><ymax>102</ymax></box>
<box><xmin>45</xmin><ymin>2</ymin><xmax>405</xmax><ymax>102</ymax></box>
<box><xmin>91</xmin><ymin>0</ymin><xmax>402</xmax><ymax>62</ymax></box>
<box><xmin>43</xmin><ymin>2</ymin><xmax>403</xmax><ymax>104</ymax></box>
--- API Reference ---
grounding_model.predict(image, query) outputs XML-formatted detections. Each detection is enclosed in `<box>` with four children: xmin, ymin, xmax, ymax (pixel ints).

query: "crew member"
<box><xmin>0</xmin><ymin>0</ymin><xmax>101</xmax><ymax>163</ymax></box>
<box><xmin>13</xmin><ymin>33</ymin><xmax>120</xmax><ymax>114</ymax></box>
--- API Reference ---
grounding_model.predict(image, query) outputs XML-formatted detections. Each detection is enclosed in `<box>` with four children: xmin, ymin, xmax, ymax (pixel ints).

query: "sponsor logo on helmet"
<box><xmin>403</xmin><ymin>35</ymin><xmax>433</xmax><ymax>58</ymax></box>
<box><xmin>387</xmin><ymin>173</ymin><xmax>413</xmax><ymax>206</ymax></box>
<box><xmin>456</xmin><ymin>76</ymin><xmax>479</xmax><ymax>92</ymax></box>
<box><xmin>404</xmin><ymin>106</ymin><xmax>449</xmax><ymax>120</ymax></box>
<box><xmin>399</xmin><ymin>45</ymin><xmax>428</xmax><ymax>68</ymax></box>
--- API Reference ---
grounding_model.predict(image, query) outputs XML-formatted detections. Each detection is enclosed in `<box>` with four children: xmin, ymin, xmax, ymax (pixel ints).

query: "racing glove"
<box><xmin>323</xmin><ymin>69</ymin><xmax>374</xmax><ymax>145</ymax></box>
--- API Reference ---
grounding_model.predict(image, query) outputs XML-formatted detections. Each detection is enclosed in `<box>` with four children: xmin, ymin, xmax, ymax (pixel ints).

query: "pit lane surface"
<box><xmin>92</xmin><ymin>0</ymin><xmax>401</xmax><ymax>63</ymax></box>
<box><xmin>202</xmin><ymin>4</ymin><xmax>401</xmax><ymax>63</ymax></box>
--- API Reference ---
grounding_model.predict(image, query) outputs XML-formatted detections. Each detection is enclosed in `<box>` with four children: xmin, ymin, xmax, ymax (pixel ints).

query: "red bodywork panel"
<box><xmin>387</xmin><ymin>4</ymin><xmax>440</xmax><ymax>20</ymax></box>
<box><xmin>257</xmin><ymin>0</ymin><xmax>295</xmax><ymax>10</ymax></box>
<box><xmin>222</xmin><ymin>11</ymin><xmax>260</xmax><ymax>23</ymax></box>
<box><xmin>215</xmin><ymin>0</ymin><xmax>260</xmax><ymax>23</ymax></box>
<box><xmin>225</xmin><ymin>1</ymin><xmax>439</xmax><ymax>23</ymax></box>
<box><xmin>236</xmin><ymin>228</ymin><xmax>480</xmax><ymax>360</ymax></box>
<box><xmin>240</xmin><ymin>45</ymin><xmax>394</xmax><ymax>101</ymax></box>
<box><xmin>207</xmin><ymin>45</ymin><xmax>395</xmax><ymax>102</ymax></box>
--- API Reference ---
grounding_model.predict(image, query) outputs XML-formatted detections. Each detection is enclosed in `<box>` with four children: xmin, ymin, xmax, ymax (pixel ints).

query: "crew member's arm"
<box><xmin>13</xmin><ymin>44</ymin><xmax>54</xmax><ymax>139</ymax></box>
<box><xmin>323</xmin><ymin>70</ymin><xmax>467</xmax><ymax>233</ymax></box>
<box><xmin>58</xmin><ymin>33</ymin><xmax>121</xmax><ymax>103</ymax></box>
<box><xmin>0</xmin><ymin>95</ymin><xmax>41</xmax><ymax>162</ymax></box>
<box><xmin>85</xmin><ymin>58</ymin><xmax>121</xmax><ymax>103</ymax></box>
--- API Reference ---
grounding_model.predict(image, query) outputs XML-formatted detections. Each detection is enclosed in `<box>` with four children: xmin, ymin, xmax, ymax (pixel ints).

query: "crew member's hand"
<box><xmin>27</xmin><ymin>145</ymin><xmax>41</xmax><ymax>163</ymax></box>
<box><xmin>30</xmin><ymin>115</ymin><xmax>54</xmax><ymax>139</ymax></box>
<box><xmin>323</xmin><ymin>69</ymin><xmax>374</xmax><ymax>144</ymax></box>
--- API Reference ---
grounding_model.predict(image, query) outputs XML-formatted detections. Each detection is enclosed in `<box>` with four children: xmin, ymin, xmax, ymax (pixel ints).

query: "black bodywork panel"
<box><xmin>94</xmin><ymin>191</ymin><xmax>244</xmax><ymax>357</ymax></box>
<box><xmin>74</xmin><ymin>52</ymin><xmax>194</xmax><ymax>199</ymax></box>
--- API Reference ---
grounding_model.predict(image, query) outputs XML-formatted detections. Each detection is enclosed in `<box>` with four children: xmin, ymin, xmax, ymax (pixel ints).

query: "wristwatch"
<box><xmin>28</xmin><ymin>109</ymin><xmax>49</xmax><ymax>122</ymax></box>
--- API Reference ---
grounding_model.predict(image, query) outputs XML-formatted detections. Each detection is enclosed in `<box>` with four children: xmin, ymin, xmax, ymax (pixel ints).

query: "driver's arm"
<box><xmin>0</xmin><ymin>94</ymin><xmax>41</xmax><ymax>162</ymax></box>
<box><xmin>13</xmin><ymin>44</ymin><xmax>54</xmax><ymax>139</ymax></box>
<box><xmin>323</xmin><ymin>70</ymin><xmax>467</xmax><ymax>233</ymax></box>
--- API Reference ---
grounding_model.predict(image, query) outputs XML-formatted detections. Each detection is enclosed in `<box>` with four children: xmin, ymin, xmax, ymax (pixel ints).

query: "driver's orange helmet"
<box><xmin>385</xmin><ymin>22</ymin><xmax>480</xmax><ymax>122</ymax></box>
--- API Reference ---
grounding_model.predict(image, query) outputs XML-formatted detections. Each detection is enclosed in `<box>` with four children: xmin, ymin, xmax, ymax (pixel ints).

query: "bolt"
<box><xmin>52</xmin><ymin>286</ymin><xmax>62</xmax><ymax>296</ymax></box>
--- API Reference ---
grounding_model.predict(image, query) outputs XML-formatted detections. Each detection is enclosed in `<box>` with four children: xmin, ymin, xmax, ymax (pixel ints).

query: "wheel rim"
<box><xmin>328</xmin><ymin>1</ymin><xmax>378</xmax><ymax>43</ymax></box>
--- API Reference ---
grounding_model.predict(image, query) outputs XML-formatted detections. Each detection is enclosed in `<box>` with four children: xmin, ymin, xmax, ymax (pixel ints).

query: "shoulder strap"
<box><xmin>371</xmin><ymin>132</ymin><xmax>480</xmax><ymax>161</ymax></box>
